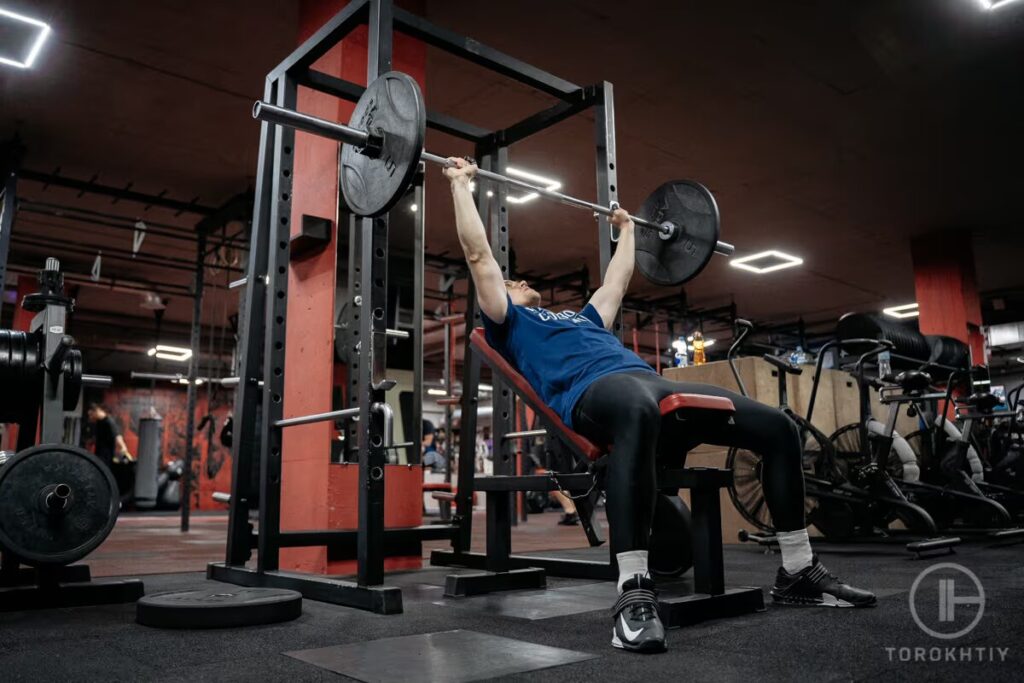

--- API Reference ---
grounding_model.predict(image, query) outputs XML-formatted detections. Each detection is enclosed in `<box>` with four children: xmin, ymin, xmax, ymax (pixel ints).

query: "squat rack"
<box><xmin>212</xmin><ymin>0</ymin><xmax>626</xmax><ymax>613</ymax></box>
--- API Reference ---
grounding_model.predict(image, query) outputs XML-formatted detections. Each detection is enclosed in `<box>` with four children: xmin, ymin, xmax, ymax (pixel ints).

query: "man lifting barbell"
<box><xmin>444</xmin><ymin>157</ymin><xmax>876</xmax><ymax>654</ymax></box>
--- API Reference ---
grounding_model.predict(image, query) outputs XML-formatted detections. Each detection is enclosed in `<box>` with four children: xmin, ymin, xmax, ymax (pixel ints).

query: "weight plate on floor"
<box><xmin>635</xmin><ymin>180</ymin><xmax>720</xmax><ymax>286</ymax></box>
<box><xmin>649</xmin><ymin>493</ymin><xmax>693</xmax><ymax>577</ymax></box>
<box><xmin>0</xmin><ymin>444</ymin><xmax>119</xmax><ymax>566</ymax></box>
<box><xmin>136</xmin><ymin>587</ymin><xmax>303</xmax><ymax>628</ymax></box>
<box><xmin>340</xmin><ymin>71</ymin><xmax>426</xmax><ymax>217</ymax></box>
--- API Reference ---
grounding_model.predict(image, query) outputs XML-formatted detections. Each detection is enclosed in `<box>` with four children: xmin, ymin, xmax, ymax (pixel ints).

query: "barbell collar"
<box><xmin>255</xmin><ymin>101</ymin><xmax>734</xmax><ymax>260</ymax></box>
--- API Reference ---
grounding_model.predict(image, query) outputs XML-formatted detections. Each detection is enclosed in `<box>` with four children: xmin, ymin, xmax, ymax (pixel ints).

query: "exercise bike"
<box><xmin>899</xmin><ymin>369</ymin><xmax>1024</xmax><ymax>524</ymax></box>
<box><xmin>830</xmin><ymin>362</ymin><xmax>1013</xmax><ymax>531</ymax></box>
<box><xmin>725</xmin><ymin>323</ymin><xmax>938</xmax><ymax>540</ymax></box>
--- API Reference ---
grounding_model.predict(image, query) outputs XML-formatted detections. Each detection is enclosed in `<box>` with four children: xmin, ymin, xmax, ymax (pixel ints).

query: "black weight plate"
<box><xmin>137</xmin><ymin>587</ymin><xmax>302</xmax><ymax>629</ymax></box>
<box><xmin>340</xmin><ymin>71</ymin><xmax>425</xmax><ymax>217</ymax></box>
<box><xmin>635</xmin><ymin>180</ymin><xmax>720</xmax><ymax>286</ymax></box>
<box><xmin>62</xmin><ymin>348</ymin><xmax>83</xmax><ymax>411</ymax></box>
<box><xmin>648</xmin><ymin>493</ymin><xmax>693</xmax><ymax>577</ymax></box>
<box><xmin>0</xmin><ymin>444</ymin><xmax>119</xmax><ymax>566</ymax></box>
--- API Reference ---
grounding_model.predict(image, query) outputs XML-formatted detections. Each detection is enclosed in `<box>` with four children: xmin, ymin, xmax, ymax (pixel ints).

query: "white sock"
<box><xmin>616</xmin><ymin>550</ymin><xmax>649</xmax><ymax>593</ymax></box>
<box><xmin>776</xmin><ymin>528</ymin><xmax>813</xmax><ymax>574</ymax></box>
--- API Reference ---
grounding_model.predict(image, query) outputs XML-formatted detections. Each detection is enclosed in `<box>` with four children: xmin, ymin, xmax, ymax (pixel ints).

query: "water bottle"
<box><xmin>878</xmin><ymin>350</ymin><xmax>892</xmax><ymax>380</ymax></box>
<box><xmin>674</xmin><ymin>336</ymin><xmax>689</xmax><ymax>368</ymax></box>
<box><xmin>790</xmin><ymin>346</ymin><xmax>802</xmax><ymax>366</ymax></box>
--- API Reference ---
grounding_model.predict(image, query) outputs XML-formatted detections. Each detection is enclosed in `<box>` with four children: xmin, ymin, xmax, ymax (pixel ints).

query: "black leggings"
<box><xmin>572</xmin><ymin>371</ymin><xmax>805</xmax><ymax>555</ymax></box>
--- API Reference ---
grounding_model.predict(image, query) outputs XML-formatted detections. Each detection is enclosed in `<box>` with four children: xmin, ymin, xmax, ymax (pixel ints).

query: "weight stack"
<box><xmin>133</xmin><ymin>417</ymin><xmax>163</xmax><ymax>509</ymax></box>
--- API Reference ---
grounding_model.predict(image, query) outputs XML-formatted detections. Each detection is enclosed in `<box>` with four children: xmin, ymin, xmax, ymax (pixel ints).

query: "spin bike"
<box><xmin>830</xmin><ymin>362</ymin><xmax>1013</xmax><ymax>531</ymax></box>
<box><xmin>899</xmin><ymin>369</ymin><xmax>1024</xmax><ymax>525</ymax></box>
<box><xmin>725</xmin><ymin>323</ymin><xmax>938</xmax><ymax>540</ymax></box>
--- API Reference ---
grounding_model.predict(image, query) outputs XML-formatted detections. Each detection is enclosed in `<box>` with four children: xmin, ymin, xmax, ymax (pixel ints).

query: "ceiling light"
<box><xmin>469</xmin><ymin>182</ymin><xmax>476</xmax><ymax>192</ymax></box>
<box><xmin>729</xmin><ymin>250</ymin><xmax>803</xmax><ymax>274</ymax></box>
<box><xmin>1016</xmin><ymin>357</ymin><xmax>1024</xmax><ymax>364</ymax></box>
<box><xmin>486</xmin><ymin>190</ymin><xmax>494</xmax><ymax>197</ymax></box>
<box><xmin>410</xmin><ymin>203</ymin><xmax>418</xmax><ymax>212</ymax></box>
<box><xmin>0</xmin><ymin>8</ymin><xmax>51</xmax><ymax>69</ymax></box>
<box><xmin>882</xmin><ymin>303</ymin><xmax>919</xmax><ymax>319</ymax></box>
<box><xmin>140</xmin><ymin>291</ymin><xmax>166</xmax><ymax>310</ymax></box>
<box><xmin>973</xmin><ymin>379</ymin><xmax>992</xmax><ymax>386</ymax></box>
<box><xmin>505</xmin><ymin>166</ymin><xmax>561</xmax><ymax>204</ymax></box>
<box><xmin>147</xmin><ymin>344</ymin><xmax>193</xmax><ymax>362</ymax></box>
<box><xmin>479</xmin><ymin>383</ymin><xmax>493</xmax><ymax>393</ymax></box>
<box><xmin>427</xmin><ymin>388</ymin><xmax>447</xmax><ymax>396</ymax></box>
<box><xmin>977</xmin><ymin>0</ymin><xmax>1024</xmax><ymax>10</ymax></box>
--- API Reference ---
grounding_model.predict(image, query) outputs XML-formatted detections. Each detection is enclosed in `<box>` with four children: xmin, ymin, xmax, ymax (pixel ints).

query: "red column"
<box><xmin>911</xmin><ymin>231</ymin><xmax>986</xmax><ymax>364</ymax></box>
<box><xmin>280</xmin><ymin>0</ymin><xmax>426</xmax><ymax>573</ymax></box>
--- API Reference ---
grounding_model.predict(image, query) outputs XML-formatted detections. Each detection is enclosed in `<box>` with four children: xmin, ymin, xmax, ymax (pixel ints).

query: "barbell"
<box><xmin>253</xmin><ymin>71</ymin><xmax>734</xmax><ymax>285</ymax></box>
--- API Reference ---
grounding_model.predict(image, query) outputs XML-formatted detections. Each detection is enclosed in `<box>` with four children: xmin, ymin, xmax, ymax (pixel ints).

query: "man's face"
<box><xmin>505</xmin><ymin>280</ymin><xmax>541</xmax><ymax>307</ymax></box>
<box><xmin>87</xmin><ymin>408</ymin><xmax>100</xmax><ymax>422</ymax></box>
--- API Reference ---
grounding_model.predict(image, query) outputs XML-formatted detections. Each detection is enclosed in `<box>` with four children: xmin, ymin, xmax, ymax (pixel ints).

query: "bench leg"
<box><xmin>486</xmin><ymin>491</ymin><xmax>511</xmax><ymax>573</ymax></box>
<box><xmin>691</xmin><ymin>485</ymin><xmax>725</xmax><ymax>595</ymax></box>
<box><xmin>444</xmin><ymin>490</ymin><xmax>546</xmax><ymax>597</ymax></box>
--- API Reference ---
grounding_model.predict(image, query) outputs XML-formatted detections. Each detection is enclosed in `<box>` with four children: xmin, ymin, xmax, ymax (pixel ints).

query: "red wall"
<box><xmin>93</xmin><ymin>385</ymin><xmax>233</xmax><ymax>511</ymax></box>
<box><xmin>279</xmin><ymin>1</ymin><xmax>427</xmax><ymax>573</ymax></box>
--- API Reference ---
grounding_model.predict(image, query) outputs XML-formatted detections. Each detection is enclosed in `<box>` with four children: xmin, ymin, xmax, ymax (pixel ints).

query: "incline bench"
<box><xmin>431</xmin><ymin>329</ymin><xmax>764</xmax><ymax>628</ymax></box>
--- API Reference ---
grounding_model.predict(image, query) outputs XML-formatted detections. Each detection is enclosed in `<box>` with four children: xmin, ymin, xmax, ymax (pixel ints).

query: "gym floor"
<box><xmin>2</xmin><ymin>513</ymin><xmax>1021</xmax><ymax>682</ymax></box>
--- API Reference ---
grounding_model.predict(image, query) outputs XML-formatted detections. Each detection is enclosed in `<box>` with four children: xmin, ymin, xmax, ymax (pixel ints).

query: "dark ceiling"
<box><xmin>2</xmin><ymin>0</ymin><xmax>1023</xmax><ymax>375</ymax></box>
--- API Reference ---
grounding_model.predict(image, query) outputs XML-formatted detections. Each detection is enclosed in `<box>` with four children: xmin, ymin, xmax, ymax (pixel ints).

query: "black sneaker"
<box><xmin>771</xmin><ymin>557</ymin><xmax>876</xmax><ymax>608</ymax></box>
<box><xmin>558</xmin><ymin>513</ymin><xmax>580</xmax><ymax>526</ymax></box>
<box><xmin>611</xmin><ymin>574</ymin><xmax>666</xmax><ymax>653</ymax></box>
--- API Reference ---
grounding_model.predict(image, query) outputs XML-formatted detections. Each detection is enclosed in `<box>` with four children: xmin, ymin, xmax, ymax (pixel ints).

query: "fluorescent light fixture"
<box><xmin>0</xmin><ymin>8</ymin><xmax>51</xmax><ymax>69</ymax></box>
<box><xmin>479</xmin><ymin>383</ymin><xmax>493</xmax><ymax>392</ymax></box>
<box><xmin>977</xmin><ymin>0</ymin><xmax>1024</xmax><ymax>10</ymax></box>
<box><xmin>974</xmin><ymin>379</ymin><xmax>992</xmax><ymax>386</ymax></box>
<box><xmin>729</xmin><ymin>250</ymin><xmax>803</xmax><ymax>274</ymax></box>
<box><xmin>505</xmin><ymin>166</ymin><xmax>561</xmax><ymax>204</ymax></box>
<box><xmin>147</xmin><ymin>344</ymin><xmax>193</xmax><ymax>362</ymax></box>
<box><xmin>882</xmin><ymin>303</ymin><xmax>919</xmax><ymax>319</ymax></box>
<box><xmin>427</xmin><ymin>388</ymin><xmax>447</xmax><ymax>396</ymax></box>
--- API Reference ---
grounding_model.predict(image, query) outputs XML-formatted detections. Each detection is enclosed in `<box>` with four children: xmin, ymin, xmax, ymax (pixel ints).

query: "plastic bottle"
<box><xmin>674</xmin><ymin>337</ymin><xmax>689</xmax><ymax>368</ymax></box>
<box><xmin>692</xmin><ymin>331</ymin><xmax>706</xmax><ymax>366</ymax></box>
<box><xmin>878</xmin><ymin>350</ymin><xmax>892</xmax><ymax>380</ymax></box>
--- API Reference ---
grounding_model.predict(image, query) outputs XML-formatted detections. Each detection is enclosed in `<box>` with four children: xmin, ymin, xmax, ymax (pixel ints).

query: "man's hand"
<box><xmin>443</xmin><ymin>156</ymin><xmax>477</xmax><ymax>188</ymax></box>
<box><xmin>609</xmin><ymin>206</ymin><xmax>634</xmax><ymax>231</ymax></box>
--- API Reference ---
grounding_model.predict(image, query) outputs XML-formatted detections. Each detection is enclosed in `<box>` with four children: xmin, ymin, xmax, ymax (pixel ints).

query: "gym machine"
<box><xmin>0</xmin><ymin>259</ymin><xmax>144</xmax><ymax>610</ymax></box>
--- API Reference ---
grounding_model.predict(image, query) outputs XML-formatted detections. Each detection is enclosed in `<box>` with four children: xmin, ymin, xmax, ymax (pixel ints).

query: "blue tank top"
<box><xmin>481</xmin><ymin>295</ymin><xmax>656</xmax><ymax>428</ymax></box>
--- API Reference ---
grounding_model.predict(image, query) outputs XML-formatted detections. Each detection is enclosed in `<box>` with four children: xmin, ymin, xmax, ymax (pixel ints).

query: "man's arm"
<box><xmin>445</xmin><ymin>158</ymin><xmax>508</xmax><ymax>323</ymax></box>
<box><xmin>587</xmin><ymin>208</ymin><xmax>634</xmax><ymax>329</ymax></box>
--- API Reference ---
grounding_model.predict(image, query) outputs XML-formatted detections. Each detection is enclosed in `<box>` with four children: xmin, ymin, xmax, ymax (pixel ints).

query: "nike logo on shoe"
<box><xmin>620</xmin><ymin>614</ymin><xmax>643</xmax><ymax>641</ymax></box>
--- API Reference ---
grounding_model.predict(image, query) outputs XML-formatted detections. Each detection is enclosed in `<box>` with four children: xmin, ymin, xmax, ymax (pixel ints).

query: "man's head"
<box><xmin>86</xmin><ymin>402</ymin><xmax>107</xmax><ymax>421</ymax></box>
<box><xmin>505</xmin><ymin>280</ymin><xmax>541</xmax><ymax>307</ymax></box>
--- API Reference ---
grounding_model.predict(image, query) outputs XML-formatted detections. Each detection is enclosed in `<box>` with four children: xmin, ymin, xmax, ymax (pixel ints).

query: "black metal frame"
<box><xmin>213</xmin><ymin>0</ymin><xmax>691</xmax><ymax>615</ymax></box>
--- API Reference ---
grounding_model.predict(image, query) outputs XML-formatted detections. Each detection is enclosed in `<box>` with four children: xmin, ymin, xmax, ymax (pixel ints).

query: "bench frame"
<box><xmin>431</xmin><ymin>330</ymin><xmax>765</xmax><ymax>627</ymax></box>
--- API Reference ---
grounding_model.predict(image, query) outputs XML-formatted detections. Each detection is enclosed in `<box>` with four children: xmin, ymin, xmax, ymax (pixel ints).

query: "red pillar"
<box><xmin>911</xmin><ymin>231</ymin><xmax>986</xmax><ymax>364</ymax></box>
<box><xmin>280</xmin><ymin>0</ymin><xmax>426</xmax><ymax>573</ymax></box>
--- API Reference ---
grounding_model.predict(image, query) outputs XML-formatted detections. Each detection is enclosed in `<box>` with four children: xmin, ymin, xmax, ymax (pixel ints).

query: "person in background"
<box><xmin>475</xmin><ymin>427</ymin><xmax>491</xmax><ymax>473</ymax></box>
<box><xmin>87</xmin><ymin>402</ymin><xmax>133</xmax><ymax>468</ymax></box>
<box><xmin>422</xmin><ymin>420</ymin><xmax>445</xmax><ymax>473</ymax></box>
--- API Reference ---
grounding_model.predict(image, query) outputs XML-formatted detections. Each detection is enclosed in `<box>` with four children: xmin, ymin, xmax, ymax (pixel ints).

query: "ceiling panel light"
<box><xmin>427</xmin><ymin>388</ymin><xmax>447</xmax><ymax>396</ymax></box>
<box><xmin>729</xmin><ymin>250</ymin><xmax>803</xmax><ymax>274</ymax></box>
<box><xmin>977</xmin><ymin>0</ymin><xmax>1024</xmax><ymax>10</ymax></box>
<box><xmin>147</xmin><ymin>344</ymin><xmax>193</xmax><ymax>362</ymax></box>
<box><xmin>882</xmin><ymin>303</ymin><xmax>919</xmax><ymax>319</ymax></box>
<box><xmin>505</xmin><ymin>166</ymin><xmax>561</xmax><ymax>204</ymax></box>
<box><xmin>0</xmin><ymin>8</ymin><xmax>51</xmax><ymax>69</ymax></box>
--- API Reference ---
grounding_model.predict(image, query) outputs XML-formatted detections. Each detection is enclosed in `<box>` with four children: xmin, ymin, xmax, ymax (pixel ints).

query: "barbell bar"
<box><xmin>252</xmin><ymin>99</ymin><xmax>734</xmax><ymax>258</ymax></box>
